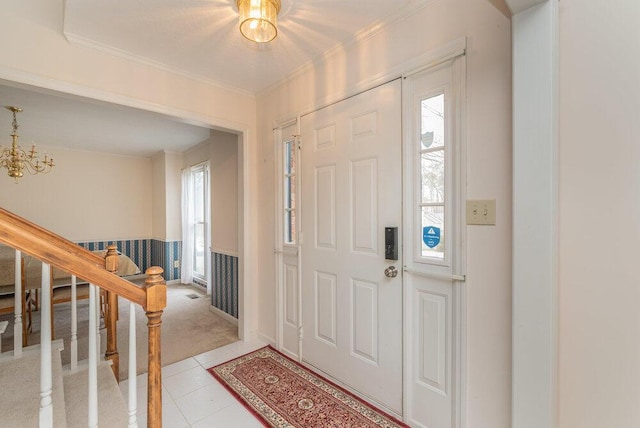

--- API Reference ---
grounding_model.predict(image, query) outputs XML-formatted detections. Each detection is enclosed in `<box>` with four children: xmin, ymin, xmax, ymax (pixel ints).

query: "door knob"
<box><xmin>384</xmin><ymin>265</ymin><xmax>398</xmax><ymax>278</ymax></box>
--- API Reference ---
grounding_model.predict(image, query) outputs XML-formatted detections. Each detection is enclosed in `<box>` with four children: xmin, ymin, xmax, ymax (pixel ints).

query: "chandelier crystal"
<box><xmin>1</xmin><ymin>106</ymin><xmax>54</xmax><ymax>183</ymax></box>
<box><xmin>237</xmin><ymin>0</ymin><xmax>281</xmax><ymax>43</ymax></box>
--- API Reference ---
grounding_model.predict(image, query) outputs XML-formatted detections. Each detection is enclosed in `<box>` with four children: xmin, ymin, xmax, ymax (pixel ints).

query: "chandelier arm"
<box><xmin>2</xmin><ymin>106</ymin><xmax>54</xmax><ymax>181</ymax></box>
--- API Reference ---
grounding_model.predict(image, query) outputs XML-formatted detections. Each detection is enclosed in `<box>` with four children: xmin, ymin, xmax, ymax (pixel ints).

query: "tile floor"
<box><xmin>119</xmin><ymin>338</ymin><xmax>268</xmax><ymax>427</ymax></box>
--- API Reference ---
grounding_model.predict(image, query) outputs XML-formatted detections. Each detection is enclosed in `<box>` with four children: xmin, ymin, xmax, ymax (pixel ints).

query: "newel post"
<box><xmin>104</xmin><ymin>245</ymin><xmax>120</xmax><ymax>381</ymax></box>
<box><xmin>145</xmin><ymin>266</ymin><xmax>166</xmax><ymax>428</ymax></box>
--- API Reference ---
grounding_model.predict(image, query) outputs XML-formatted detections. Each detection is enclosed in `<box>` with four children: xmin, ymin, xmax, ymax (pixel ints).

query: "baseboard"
<box><xmin>256</xmin><ymin>331</ymin><xmax>276</xmax><ymax>347</ymax></box>
<box><xmin>209</xmin><ymin>305</ymin><xmax>238</xmax><ymax>326</ymax></box>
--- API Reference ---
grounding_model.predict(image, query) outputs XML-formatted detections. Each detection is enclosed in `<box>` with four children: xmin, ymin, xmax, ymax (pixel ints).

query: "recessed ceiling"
<box><xmin>63</xmin><ymin>0</ymin><xmax>428</xmax><ymax>93</ymax></box>
<box><xmin>0</xmin><ymin>83</ymin><xmax>211</xmax><ymax>158</ymax></box>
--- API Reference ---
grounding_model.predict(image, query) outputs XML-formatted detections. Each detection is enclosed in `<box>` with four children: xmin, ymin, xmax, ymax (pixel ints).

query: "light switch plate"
<box><xmin>466</xmin><ymin>199</ymin><xmax>496</xmax><ymax>225</ymax></box>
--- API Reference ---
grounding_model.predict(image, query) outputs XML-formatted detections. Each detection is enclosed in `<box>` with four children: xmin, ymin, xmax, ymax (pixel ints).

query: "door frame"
<box><xmin>402</xmin><ymin>48</ymin><xmax>467</xmax><ymax>427</ymax></box>
<box><xmin>0</xmin><ymin>69</ymin><xmax>253</xmax><ymax>342</ymax></box>
<box><xmin>188</xmin><ymin>161</ymin><xmax>211</xmax><ymax>286</ymax></box>
<box><xmin>274</xmin><ymin>118</ymin><xmax>303</xmax><ymax>359</ymax></box>
<box><xmin>273</xmin><ymin>38</ymin><xmax>468</xmax><ymax>425</ymax></box>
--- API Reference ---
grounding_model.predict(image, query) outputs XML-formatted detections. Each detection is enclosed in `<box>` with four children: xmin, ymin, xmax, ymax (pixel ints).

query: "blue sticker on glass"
<box><xmin>423</xmin><ymin>226</ymin><xmax>441</xmax><ymax>248</ymax></box>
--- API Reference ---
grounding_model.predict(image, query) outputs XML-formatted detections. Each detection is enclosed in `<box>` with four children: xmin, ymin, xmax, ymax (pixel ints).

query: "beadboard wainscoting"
<box><xmin>212</xmin><ymin>251</ymin><xmax>238</xmax><ymax>319</ymax></box>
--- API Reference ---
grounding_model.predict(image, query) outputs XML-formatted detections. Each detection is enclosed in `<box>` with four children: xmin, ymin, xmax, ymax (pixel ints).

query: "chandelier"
<box><xmin>1</xmin><ymin>106</ymin><xmax>54</xmax><ymax>183</ymax></box>
<box><xmin>237</xmin><ymin>0</ymin><xmax>281</xmax><ymax>43</ymax></box>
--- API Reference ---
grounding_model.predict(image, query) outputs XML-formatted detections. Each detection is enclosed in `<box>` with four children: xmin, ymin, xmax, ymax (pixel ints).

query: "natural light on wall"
<box><xmin>236</xmin><ymin>0</ymin><xmax>281</xmax><ymax>43</ymax></box>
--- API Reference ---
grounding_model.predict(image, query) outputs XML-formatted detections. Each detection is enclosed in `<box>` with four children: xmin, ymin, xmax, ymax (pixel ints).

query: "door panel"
<box><xmin>301</xmin><ymin>80</ymin><xmax>403</xmax><ymax>413</ymax></box>
<box><xmin>403</xmin><ymin>58</ymin><xmax>464</xmax><ymax>427</ymax></box>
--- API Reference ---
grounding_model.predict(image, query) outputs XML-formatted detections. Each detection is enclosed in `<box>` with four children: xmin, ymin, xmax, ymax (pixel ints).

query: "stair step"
<box><xmin>0</xmin><ymin>342</ymin><xmax>67</xmax><ymax>427</ymax></box>
<box><xmin>63</xmin><ymin>363</ymin><xmax>129</xmax><ymax>427</ymax></box>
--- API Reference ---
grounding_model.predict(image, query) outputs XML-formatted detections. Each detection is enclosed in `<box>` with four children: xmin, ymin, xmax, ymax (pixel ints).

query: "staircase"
<box><xmin>0</xmin><ymin>207</ymin><xmax>167</xmax><ymax>427</ymax></box>
<box><xmin>0</xmin><ymin>340</ymin><xmax>129</xmax><ymax>427</ymax></box>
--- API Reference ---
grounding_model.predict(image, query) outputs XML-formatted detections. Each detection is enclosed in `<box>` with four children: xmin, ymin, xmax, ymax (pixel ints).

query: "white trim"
<box><xmin>74</xmin><ymin>237</ymin><xmax>152</xmax><ymax>244</ymax></box>
<box><xmin>403</xmin><ymin>266</ymin><xmax>465</xmax><ymax>282</ymax></box>
<box><xmin>511</xmin><ymin>1</ymin><xmax>558</xmax><ymax>427</ymax></box>
<box><xmin>270</xmin><ymin>37</ymin><xmax>466</xmax><ymax>126</ymax></box>
<box><xmin>255</xmin><ymin>331</ymin><xmax>276</xmax><ymax>347</ymax></box>
<box><xmin>453</xmin><ymin>52</ymin><xmax>468</xmax><ymax>428</ymax></box>
<box><xmin>0</xmin><ymin>66</ymin><xmax>250</xmax><ymax>134</ymax></box>
<box><xmin>401</xmin><ymin>42</ymin><xmax>467</xmax><ymax>428</ymax></box>
<box><xmin>273</xmin><ymin>118</ymin><xmax>302</xmax><ymax>358</ymax></box>
<box><xmin>209</xmin><ymin>305</ymin><xmax>238</xmax><ymax>326</ymax></box>
<box><xmin>209</xmin><ymin>248</ymin><xmax>239</xmax><ymax>258</ymax></box>
<box><xmin>274</xmin><ymin>126</ymin><xmax>284</xmax><ymax>353</ymax></box>
<box><xmin>63</xmin><ymin>32</ymin><xmax>255</xmax><ymax>99</ymax></box>
<box><xmin>505</xmin><ymin>0</ymin><xmax>546</xmax><ymax>15</ymax></box>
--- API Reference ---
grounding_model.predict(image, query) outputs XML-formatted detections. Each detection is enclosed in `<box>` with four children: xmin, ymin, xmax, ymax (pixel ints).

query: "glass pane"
<box><xmin>421</xmin><ymin>149</ymin><xmax>444</xmax><ymax>203</ymax></box>
<box><xmin>285</xmin><ymin>140</ymin><xmax>296</xmax><ymax>175</ymax></box>
<box><xmin>421</xmin><ymin>205</ymin><xmax>445</xmax><ymax>260</ymax></box>
<box><xmin>284</xmin><ymin>210</ymin><xmax>296</xmax><ymax>244</ymax></box>
<box><xmin>193</xmin><ymin>222</ymin><xmax>205</xmax><ymax>276</ymax></box>
<box><xmin>193</xmin><ymin>169</ymin><xmax>205</xmax><ymax>223</ymax></box>
<box><xmin>421</xmin><ymin>94</ymin><xmax>445</xmax><ymax>150</ymax></box>
<box><xmin>285</xmin><ymin>141</ymin><xmax>292</xmax><ymax>173</ymax></box>
<box><xmin>285</xmin><ymin>176</ymin><xmax>292</xmax><ymax>209</ymax></box>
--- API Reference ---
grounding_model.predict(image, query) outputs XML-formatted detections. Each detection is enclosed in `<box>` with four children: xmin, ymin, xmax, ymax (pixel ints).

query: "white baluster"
<box><xmin>39</xmin><ymin>263</ymin><xmax>53</xmax><ymax>428</ymax></box>
<box><xmin>13</xmin><ymin>249</ymin><xmax>22</xmax><ymax>358</ymax></box>
<box><xmin>88</xmin><ymin>284</ymin><xmax>98</xmax><ymax>428</ymax></box>
<box><xmin>95</xmin><ymin>287</ymin><xmax>101</xmax><ymax>358</ymax></box>
<box><xmin>128</xmin><ymin>301</ymin><xmax>138</xmax><ymax>427</ymax></box>
<box><xmin>70</xmin><ymin>275</ymin><xmax>78</xmax><ymax>371</ymax></box>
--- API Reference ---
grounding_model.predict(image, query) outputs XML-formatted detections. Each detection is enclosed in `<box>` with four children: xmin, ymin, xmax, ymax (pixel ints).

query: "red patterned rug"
<box><xmin>207</xmin><ymin>346</ymin><xmax>408</xmax><ymax>428</ymax></box>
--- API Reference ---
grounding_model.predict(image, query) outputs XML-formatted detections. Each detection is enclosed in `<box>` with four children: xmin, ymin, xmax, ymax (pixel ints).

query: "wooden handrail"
<box><xmin>0</xmin><ymin>207</ymin><xmax>103</xmax><ymax>265</ymax></box>
<box><xmin>0</xmin><ymin>209</ymin><xmax>146</xmax><ymax>307</ymax></box>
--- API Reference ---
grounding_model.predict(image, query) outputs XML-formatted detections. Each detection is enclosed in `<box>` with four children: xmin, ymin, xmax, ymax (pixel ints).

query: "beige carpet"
<box><xmin>0</xmin><ymin>283</ymin><xmax>239</xmax><ymax>380</ymax></box>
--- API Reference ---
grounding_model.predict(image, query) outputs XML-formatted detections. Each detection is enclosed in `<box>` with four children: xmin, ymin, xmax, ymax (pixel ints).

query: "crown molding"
<box><xmin>256</xmin><ymin>0</ymin><xmax>434</xmax><ymax>98</ymax></box>
<box><xmin>63</xmin><ymin>31</ymin><xmax>256</xmax><ymax>99</ymax></box>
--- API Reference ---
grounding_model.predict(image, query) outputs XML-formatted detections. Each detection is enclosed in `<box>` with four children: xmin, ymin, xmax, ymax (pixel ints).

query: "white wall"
<box><xmin>164</xmin><ymin>151</ymin><xmax>183</xmax><ymax>242</ymax></box>
<box><xmin>152</xmin><ymin>150</ymin><xmax>183</xmax><ymax>242</ymax></box>
<box><xmin>151</xmin><ymin>151</ymin><xmax>167</xmax><ymax>240</ymax></box>
<box><xmin>210</xmin><ymin>130</ymin><xmax>239</xmax><ymax>255</ymax></box>
<box><xmin>558</xmin><ymin>0</ymin><xmax>640</xmax><ymax>426</ymax></box>
<box><xmin>184</xmin><ymin>131</ymin><xmax>239</xmax><ymax>255</ymax></box>
<box><xmin>0</xmin><ymin>147</ymin><xmax>152</xmax><ymax>241</ymax></box>
<box><xmin>255</xmin><ymin>0</ymin><xmax>512</xmax><ymax>426</ymax></box>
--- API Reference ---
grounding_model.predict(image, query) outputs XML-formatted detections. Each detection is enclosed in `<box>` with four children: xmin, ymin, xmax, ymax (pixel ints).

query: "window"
<box><xmin>283</xmin><ymin>138</ymin><xmax>297</xmax><ymax>244</ymax></box>
<box><xmin>191</xmin><ymin>164</ymin><xmax>207</xmax><ymax>281</ymax></box>
<box><xmin>419</xmin><ymin>93</ymin><xmax>446</xmax><ymax>261</ymax></box>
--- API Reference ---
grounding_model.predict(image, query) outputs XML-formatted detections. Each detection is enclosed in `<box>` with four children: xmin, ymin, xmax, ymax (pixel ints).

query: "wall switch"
<box><xmin>466</xmin><ymin>200</ymin><xmax>496</xmax><ymax>225</ymax></box>
<box><xmin>173</xmin><ymin>260</ymin><xmax>180</xmax><ymax>268</ymax></box>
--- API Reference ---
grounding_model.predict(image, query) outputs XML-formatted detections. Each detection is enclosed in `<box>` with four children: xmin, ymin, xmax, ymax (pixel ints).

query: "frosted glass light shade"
<box><xmin>237</xmin><ymin>0</ymin><xmax>281</xmax><ymax>43</ymax></box>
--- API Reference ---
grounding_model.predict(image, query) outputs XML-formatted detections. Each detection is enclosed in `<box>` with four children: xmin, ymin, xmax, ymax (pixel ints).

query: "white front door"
<box><xmin>300</xmin><ymin>80</ymin><xmax>403</xmax><ymax>414</ymax></box>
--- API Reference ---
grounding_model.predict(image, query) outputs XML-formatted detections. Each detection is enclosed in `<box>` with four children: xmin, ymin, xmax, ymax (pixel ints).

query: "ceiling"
<box><xmin>0</xmin><ymin>83</ymin><xmax>211</xmax><ymax>157</ymax></box>
<box><xmin>63</xmin><ymin>0</ymin><xmax>428</xmax><ymax>94</ymax></box>
<box><xmin>0</xmin><ymin>0</ymin><xmax>431</xmax><ymax>158</ymax></box>
<box><xmin>2</xmin><ymin>0</ymin><xmax>510</xmax><ymax>158</ymax></box>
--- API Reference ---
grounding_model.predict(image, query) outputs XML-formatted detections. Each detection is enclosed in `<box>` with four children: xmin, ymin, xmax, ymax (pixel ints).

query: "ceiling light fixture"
<box><xmin>1</xmin><ymin>106</ymin><xmax>54</xmax><ymax>183</ymax></box>
<box><xmin>237</xmin><ymin>0</ymin><xmax>281</xmax><ymax>43</ymax></box>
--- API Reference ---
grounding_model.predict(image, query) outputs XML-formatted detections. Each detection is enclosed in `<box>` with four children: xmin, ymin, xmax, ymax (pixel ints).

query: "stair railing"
<box><xmin>0</xmin><ymin>207</ymin><xmax>166</xmax><ymax>428</ymax></box>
